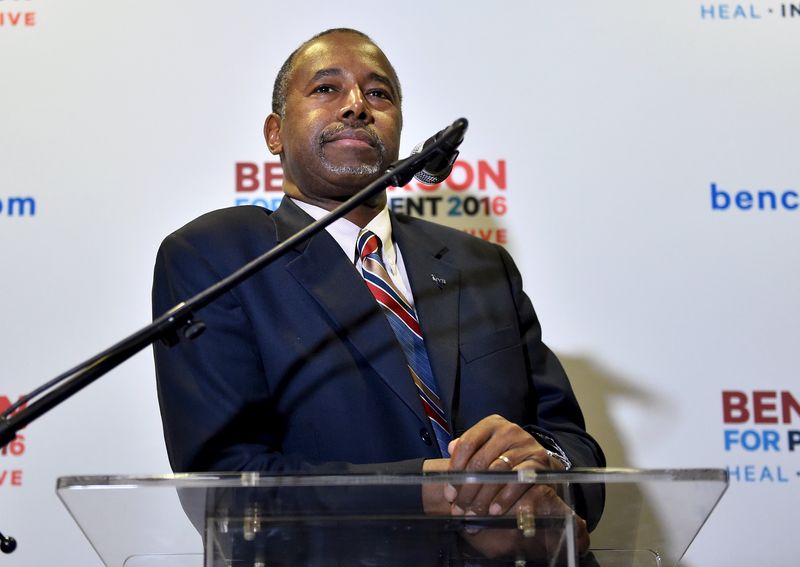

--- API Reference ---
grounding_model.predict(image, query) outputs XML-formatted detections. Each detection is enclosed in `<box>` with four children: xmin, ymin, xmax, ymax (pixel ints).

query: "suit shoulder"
<box><xmin>161</xmin><ymin>206</ymin><xmax>276</xmax><ymax>250</ymax></box>
<box><xmin>169</xmin><ymin>206</ymin><xmax>273</xmax><ymax>238</ymax></box>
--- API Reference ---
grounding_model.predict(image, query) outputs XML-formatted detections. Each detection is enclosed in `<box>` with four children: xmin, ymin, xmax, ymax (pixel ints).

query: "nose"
<box><xmin>338</xmin><ymin>85</ymin><xmax>372</xmax><ymax>125</ymax></box>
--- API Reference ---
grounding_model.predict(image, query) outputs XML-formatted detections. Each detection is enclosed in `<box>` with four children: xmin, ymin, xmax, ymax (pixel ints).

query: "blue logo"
<box><xmin>0</xmin><ymin>196</ymin><xmax>36</xmax><ymax>217</ymax></box>
<box><xmin>710</xmin><ymin>183</ymin><xmax>798</xmax><ymax>211</ymax></box>
<box><xmin>699</xmin><ymin>2</ymin><xmax>800</xmax><ymax>19</ymax></box>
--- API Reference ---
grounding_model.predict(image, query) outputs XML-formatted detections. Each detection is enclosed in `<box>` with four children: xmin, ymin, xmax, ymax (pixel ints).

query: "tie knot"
<box><xmin>357</xmin><ymin>230</ymin><xmax>383</xmax><ymax>262</ymax></box>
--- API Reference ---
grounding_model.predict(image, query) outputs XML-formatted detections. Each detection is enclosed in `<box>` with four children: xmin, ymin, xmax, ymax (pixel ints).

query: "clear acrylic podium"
<box><xmin>57</xmin><ymin>468</ymin><xmax>727</xmax><ymax>567</ymax></box>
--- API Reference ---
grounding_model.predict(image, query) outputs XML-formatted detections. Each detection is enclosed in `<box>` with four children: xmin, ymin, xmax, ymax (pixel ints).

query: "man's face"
<box><xmin>266</xmin><ymin>32</ymin><xmax>402</xmax><ymax>205</ymax></box>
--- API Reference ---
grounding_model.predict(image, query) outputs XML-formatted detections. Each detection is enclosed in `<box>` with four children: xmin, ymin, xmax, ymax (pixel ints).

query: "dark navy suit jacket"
<box><xmin>153</xmin><ymin>198</ymin><xmax>604</xmax><ymax>520</ymax></box>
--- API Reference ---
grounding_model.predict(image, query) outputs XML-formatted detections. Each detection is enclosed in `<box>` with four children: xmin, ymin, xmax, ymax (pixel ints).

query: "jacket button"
<box><xmin>420</xmin><ymin>428</ymin><xmax>433</xmax><ymax>446</ymax></box>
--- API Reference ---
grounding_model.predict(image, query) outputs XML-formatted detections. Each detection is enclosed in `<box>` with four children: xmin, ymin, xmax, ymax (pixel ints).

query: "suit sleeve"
<box><xmin>152</xmin><ymin>231</ymin><xmax>424</xmax><ymax>478</ymax></box>
<box><xmin>496</xmin><ymin>244</ymin><xmax>606</xmax><ymax>528</ymax></box>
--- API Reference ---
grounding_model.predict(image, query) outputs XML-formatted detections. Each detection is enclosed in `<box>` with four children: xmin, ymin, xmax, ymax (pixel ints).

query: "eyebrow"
<box><xmin>309</xmin><ymin>68</ymin><xmax>343</xmax><ymax>83</ymax></box>
<box><xmin>308</xmin><ymin>68</ymin><xmax>398</xmax><ymax>97</ymax></box>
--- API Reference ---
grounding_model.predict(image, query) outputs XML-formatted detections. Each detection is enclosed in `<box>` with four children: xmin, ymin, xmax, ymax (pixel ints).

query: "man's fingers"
<box><xmin>479</xmin><ymin>457</ymin><xmax>551</xmax><ymax>516</ymax></box>
<box><xmin>451</xmin><ymin>450</ymin><xmax>536</xmax><ymax>513</ymax></box>
<box><xmin>447</xmin><ymin>415</ymin><xmax>563</xmax><ymax>515</ymax></box>
<box><xmin>454</xmin><ymin>481</ymin><xmax>505</xmax><ymax>516</ymax></box>
<box><xmin>448</xmin><ymin>420</ymin><xmax>496</xmax><ymax>470</ymax></box>
<box><xmin>447</xmin><ymin>438</ymin><xmax>459</xmax><ymax>456</ymax></box>
<box><xmin>450</xmin><ymin>446</ymin><xmax>524</xmax><ymax>512</ymax></box>
<box><xmin>450</xmin><ymin>415</ymin><xmax>530</xmax><ymax>471</ymax></box>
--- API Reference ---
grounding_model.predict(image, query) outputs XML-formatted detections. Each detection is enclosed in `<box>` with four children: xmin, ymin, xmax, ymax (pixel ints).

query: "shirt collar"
<box><xmin>289</xmin><ymin>197</ymin><xmax>396</xmax><ymax>265</ymax></box>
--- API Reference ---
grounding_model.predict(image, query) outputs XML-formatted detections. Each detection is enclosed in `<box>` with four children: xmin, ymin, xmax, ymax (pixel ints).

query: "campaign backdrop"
<box><xmin>1</xmin><ymin>1</ymin><xmax>798</xmax><ymax>565</ymax></box>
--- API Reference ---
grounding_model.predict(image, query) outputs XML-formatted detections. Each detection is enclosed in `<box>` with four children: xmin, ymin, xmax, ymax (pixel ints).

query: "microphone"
<box><xmin>410</xmin><ymin>121</ymin><xmax>467</xmax><ymax>185</ymax></box>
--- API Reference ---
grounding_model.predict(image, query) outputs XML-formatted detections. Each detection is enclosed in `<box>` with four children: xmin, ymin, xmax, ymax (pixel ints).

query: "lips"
<box><xmin>321</xmin><ymin>127</ymin><xmax>379</xmax><ymax>147</ymax></box>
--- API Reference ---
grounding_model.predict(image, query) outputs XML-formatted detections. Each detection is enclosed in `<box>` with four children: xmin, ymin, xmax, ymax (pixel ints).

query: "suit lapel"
<box><xmin>391</xmin><ymin>215</ymin><xmax>461</xmax><ymax>425</ymax></box>
<box><xmin>272</xmin><ymin>199</ymin><xmax>428</xmax><ymax>426</ymax></box>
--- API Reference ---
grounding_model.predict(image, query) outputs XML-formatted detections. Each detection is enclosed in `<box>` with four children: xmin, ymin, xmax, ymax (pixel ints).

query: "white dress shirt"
<box><xmin>290</xmin><ymin>198</ymin><xmax>416</xmax><ymax>307</ymax></box>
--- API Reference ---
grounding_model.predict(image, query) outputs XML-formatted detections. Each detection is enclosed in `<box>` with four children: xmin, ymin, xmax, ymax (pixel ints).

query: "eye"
<box><xmin>367</xmin><ymin>89</ymin><xmax>393</xmax><ymax>102</ymax></box>
<box><xmin>312</xmin><ymin>84</ymin><xmax>336</xmax><ymax>94</ymax></box>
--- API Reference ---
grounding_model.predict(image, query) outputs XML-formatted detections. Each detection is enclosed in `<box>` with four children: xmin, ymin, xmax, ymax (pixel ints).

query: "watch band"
<box><xmin>531</xmin><ymin>430</ymin><xmax>573</xmax><ymax>470</ymax></box>
<box><xmin>544</xmin><ymin>448</ymin><xmax>572</xmax><ymax>470</ymax></box>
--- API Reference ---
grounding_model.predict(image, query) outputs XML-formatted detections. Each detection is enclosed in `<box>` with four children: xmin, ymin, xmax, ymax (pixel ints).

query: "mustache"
<box><xmin>319</xmin><ymin>124</ymin><xmax>383</xmax><ymax>148</ymax></box>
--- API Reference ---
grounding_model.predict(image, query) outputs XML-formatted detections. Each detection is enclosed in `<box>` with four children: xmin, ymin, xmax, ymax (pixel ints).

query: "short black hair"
<box><xmin>271</xmin><ymin>28</ymin><xmax>402</xmax><ymax>117</ymax></box>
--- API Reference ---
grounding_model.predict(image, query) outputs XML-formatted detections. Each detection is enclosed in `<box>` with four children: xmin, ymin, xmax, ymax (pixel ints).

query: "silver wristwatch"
<box><xmin>531</xmin><ymin>431</ymin><xmax>573</xmax><ymax>470</ymax></box>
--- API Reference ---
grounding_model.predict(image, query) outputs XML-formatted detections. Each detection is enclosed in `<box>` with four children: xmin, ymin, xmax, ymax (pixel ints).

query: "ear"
<box><xmin>264</xmin><ymin>113</ymin><xmax>283</xmax><ymax>155</ymax></box>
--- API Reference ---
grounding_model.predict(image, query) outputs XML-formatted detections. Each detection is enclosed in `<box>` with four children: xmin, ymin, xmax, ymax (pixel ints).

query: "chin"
<box><xmin>322</xmin><ymin>161</ymin><xmax>383</xmax><ymax>177</ymax></box>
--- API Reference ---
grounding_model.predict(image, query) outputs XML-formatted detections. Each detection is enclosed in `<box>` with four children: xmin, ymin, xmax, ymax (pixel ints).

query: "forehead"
<box><xmin>289</xmin><ymin>33</ymin><xmax>397</xmax><ymax>89</ymax></box>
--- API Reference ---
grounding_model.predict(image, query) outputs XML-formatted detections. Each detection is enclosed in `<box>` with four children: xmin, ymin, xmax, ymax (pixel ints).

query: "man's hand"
<box><xmin>423</xmin><ymin>416</ymin><xmax>590</xmax><ymax>557</ymax></box>
<box><xmin>444</xmin><ymin>415</ymin><xmax>590</xmax><ymax>557</ymax></box>
<box><xmin>421</xmin><ymin>458</ymin><xmax>452</xmax><ymax>515</ymax></box>
<box><xmin>446</xmin><ymin>414</ymin><xmax>566</xmax><ymax>517</ymax></box>
<box><xmin>461</xmin><ymin>484</ymin><xmax>590</xmax><ymax>559</ymax></box>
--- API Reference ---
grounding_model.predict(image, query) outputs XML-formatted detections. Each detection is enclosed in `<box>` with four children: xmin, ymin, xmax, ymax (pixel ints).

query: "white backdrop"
<box><xmin>1</xmin><ymin>1</ymin><xmax>798</xmax><ymax>565</ymax></box>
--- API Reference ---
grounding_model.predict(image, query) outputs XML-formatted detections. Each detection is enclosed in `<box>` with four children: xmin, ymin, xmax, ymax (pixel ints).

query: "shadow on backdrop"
<box><xmin>560</xmin><ymin>355</ymin><xmax>700</xmax><ymax>567</ymax></box>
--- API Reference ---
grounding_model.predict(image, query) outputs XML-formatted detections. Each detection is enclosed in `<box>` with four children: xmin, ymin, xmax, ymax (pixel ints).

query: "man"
<box><xmin>153</xmin><ymin>28</ymin><xmax>604</xmax><ymax>540</ymax></box>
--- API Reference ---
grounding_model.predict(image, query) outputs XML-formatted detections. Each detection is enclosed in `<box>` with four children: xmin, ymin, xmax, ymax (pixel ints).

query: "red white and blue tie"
<box><xmin>357</xmin><ymin>230</ymin><xmax>451</xmax><ymax>457</ymax></box>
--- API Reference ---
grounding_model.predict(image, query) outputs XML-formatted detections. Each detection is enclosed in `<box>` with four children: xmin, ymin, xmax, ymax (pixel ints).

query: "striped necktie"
<box><xmin>357</xmin><ymin>230</ymin><xmax>451</xmax><ymax>457</ymax></box>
